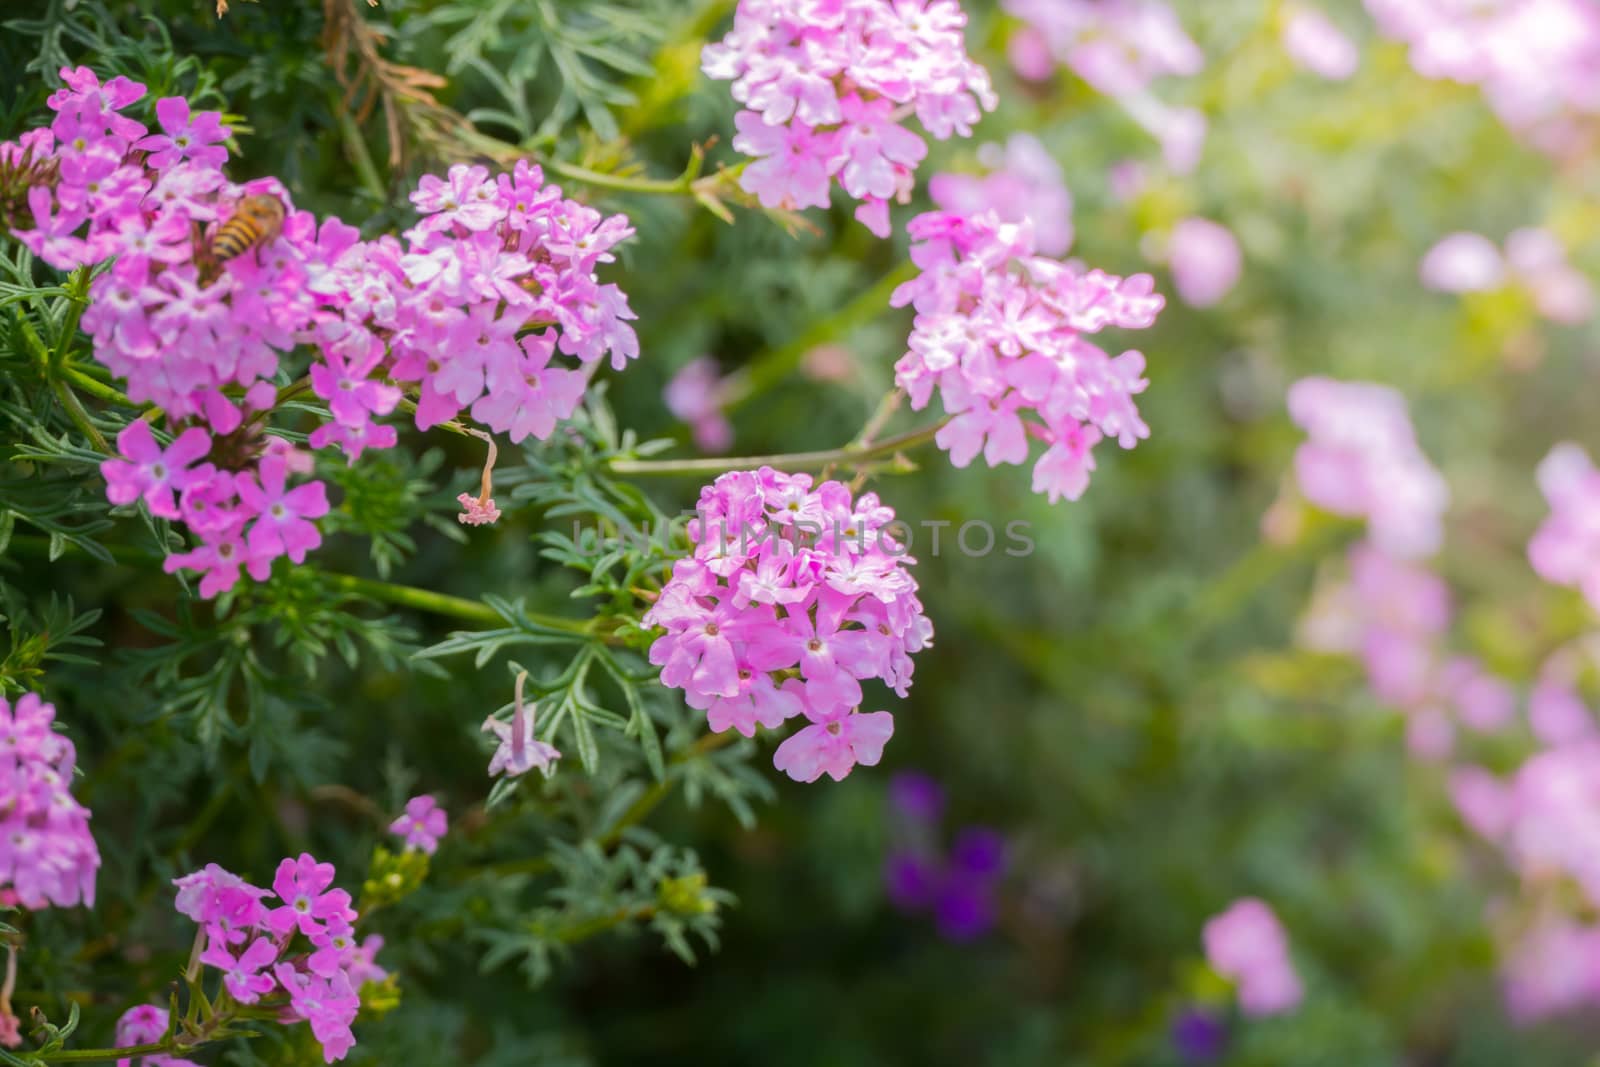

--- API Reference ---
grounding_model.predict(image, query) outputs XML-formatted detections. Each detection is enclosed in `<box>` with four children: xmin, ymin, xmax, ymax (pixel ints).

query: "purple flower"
<box><xmin>888</xmin><ymin>772</ymin><xmax>946</xmax><ymax>824</ymax></box>
<box><xmin>1170</xmin><ymin>1008</ymin><xmax>1227</xmax><ymax>1062</ymax></box>
<box><xmin>267</xmin><ymin>853</ymin><xmax>356</xmax><ymax>939</ymax></box>
<box><xmin>0</xmin><ymin>692</ymin><xmax>100</xmax><ymax>910</ymax></box>
<box><xmin>884</xmin><ymin>850</ymin><xmax>940</xmax><ymax>911</ymax></box>
<box><xmin>237</xmin><ymin>453</ymin><xmax>330</xmax><ymax>576</ymax></box>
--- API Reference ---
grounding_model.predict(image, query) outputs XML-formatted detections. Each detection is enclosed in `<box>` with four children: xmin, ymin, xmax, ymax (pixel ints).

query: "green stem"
<box><xmin>717</xmin><ymin>260</ymin><xmax>917</xmax><ymax>413</ymax></box>
<box><xmin>59</xmin><ymin>366</ymin><xmax>135</xmax><ymax>408</ymax></box>
<box><xmin>541</xmin><ymin>158</ymin><xmax>690</xmax><ymax>196</ymax></box>
<box><xmin>607</xmin><ymin>418</ymin><xmax>949</xmax><ymax>477</ymax></box>
<box><xmin>51</xmin><ymin>379</ymin><xmax>109</xmax><ymax>452</ymax></box>
<box><xmin>37</xmin><ymin>1043</ymin><xmax>167</xmax><ymax>1064</ymax></box>
<box><xmin>555</xmin><ymin>904</ymin><xmax>655</xmax><ymax>944</ymax></box>
<box><xmin>320</xmin><ymin>573</ymin><xmax>591</xmax><ymax>634</ymax></box>
<box><xmin>51</xmin><ymin>267</ymin><xmax>91</xmax><ymax>369</ymax></box>
<box><xmin>331</xmin><ymin>95</ymin><xmax>387</xmax><ymax>202</ymax></box>
<box><xmin>851</xmin><ymin>388</ymin><xmax>903</xmax><ymax>449</ymax></box>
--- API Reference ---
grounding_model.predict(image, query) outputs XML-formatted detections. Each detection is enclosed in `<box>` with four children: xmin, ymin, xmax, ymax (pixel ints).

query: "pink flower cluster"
<box><xmin>1202</xmin><ymin>898</ymin><xmax>1304</xmax><ymax>1018</ymax></box>
<box><xmin>1420</xmin><ymin>229</ymin><xmax>1594</xmax><ymax>326</ymax></box>
<box><xmin>643</xmin><ymin>468</ymin><xmax>932</xmax><ymax>782</ymax></box>
<box><xmin>891</xmin><ymin>210</ymin><xmax>1164</xmax><ymax>504</ymax></box>
<box><xmin>928</xmin><ymin>132</ymin><xmax>1074</xmax><ymax>257</ymax></box>
<box><xmin>1004</xmin><ymin>0</ymin><xmax>1207</xmax><ymax>172</ymax></box>
<box><xmin>702</xmin><ymin>0</ymin><xmax>997</xmax><ymax>236</ymax></box>
<box><xmin>1365</xmin><ymin>0</ymin><xmax>1600</xmax><ymax>156</ymax></box>
<box><xmin>1299</xmin><ymin>542</ymin><xmax>1521</xmax><ymax>759</ymax></box>
<box><xmin>1450</xmin><ymin>738</ymin><xmax>1600</xmax><ymax>1021</ymax></box>
<box><xmin>3</xmin><ymin>69</ymin><xmax>638</xmax><ymax>599</ymax></box>
<box><xmin>1286</xmin><ymin>377</ymin><xmax>1449</xmax><ymax>559</ymax></box>
<box><xmin>0</xmin><ymin>691</ymin><xmax>100</xmax><ymax>910</ymax></box>
<box><xmin>172</xmin><ymin>855</ymin><xmax>385</xmax><ymax>1062</ymax></box>
<box><xmin>1528</xmin><ymin>443</ymin><xmax>1600</xmax><ymax>609</ymax></box>
<box><xmin>114</xmin><ymin>1005</ymin><xmax>195</xmax><ymax>1067</ymax></box>
<box><xmin>388</xmin><ymin>794</ymin><xmax>447</xmax><ymax>855</ymax></box>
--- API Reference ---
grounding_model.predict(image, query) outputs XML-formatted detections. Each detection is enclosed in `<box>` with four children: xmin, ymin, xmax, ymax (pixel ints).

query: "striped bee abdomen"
<box><xmin>210</xmin><ymin>194</ymin><xmax>287</xmax><ymax>263</ymax></box>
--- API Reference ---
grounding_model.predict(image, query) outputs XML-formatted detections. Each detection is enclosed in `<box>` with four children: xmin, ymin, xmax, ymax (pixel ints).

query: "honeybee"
<box><xmin>210</xmin><ymin>194</ymin><xmax>287</xmax><ymax>263</ymax></box>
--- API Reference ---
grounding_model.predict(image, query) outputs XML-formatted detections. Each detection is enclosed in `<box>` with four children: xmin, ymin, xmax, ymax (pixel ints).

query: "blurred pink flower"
<box><xmin>1422</xmin><ymin>228</ymin><xmax>1593</xmax><ymax>324</ymax></box>
<box><xmin>1420</xmin><ymin>232</ymin><xmax>1505</xmax><ymax>293</ymax></box>
<box><xmin>1287</xmin><ymin>378</ymin><xmax>1449</xmax><ymax>559</ymax></box>
<box><xmin>929</xmin><ymin>133</ymin><xmax>1074</xmax><ymax>256</ymax></box>
<box><xmin>1282</xmin><ymin>6</ymin><xmax>1359</xmax><ymax>80</ymax></box>
<box><xmin>1500</xmin><ymin>917</ymin><xmax>1600</xmax><ymax>1023</ymax></box>
<box><xmin>1203</xmin><ymin>898</ymin><xmax>1304</xmax><ymax>1017</ymax></box>
<box><xmin>1529</xmin><ymin>443</ymin><xmax>1600</xmax><ymax>609</ymax></box>
<box><xmin>664</xmin><ymin>357</ymin><xmax>734</xmax><ymax>454</ymax></box>
<box><xmin>1005</xmin><ymin>0</ymin><xmax>1202</xmax><ymax>95</ymax></box>
<box><xmin>1450</xmin><ymin>766</ymin><xmax>1512</xmax><ymax>841</ymax></box>
<box><xmin>1365</xmin><ymin>0</ymin><xmax>1600</xmax><ymax>156</ymax></box>
<box><xmin>1165</xmin><ymin>218</ymin><xmax>1241</xmax><ymax>307</ymax></box>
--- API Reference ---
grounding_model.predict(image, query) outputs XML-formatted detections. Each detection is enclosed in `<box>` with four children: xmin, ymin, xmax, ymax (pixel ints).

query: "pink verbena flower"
<box><xmin>644</xmin><ymin>469</ymin><xmax>932</xmax><ymax>781</ymax></box>
<box><xmin>135</xmin><ymin>97</ymin><xmax>230</xmax><ymax>171</ymax></box>
<box><xmin>267</xmin><ymin>853</ymin><xmax>356</xmax><ymax>938</ymax></box>
<box><xmin>1202</xmin><ymin>898</ymin><xmax>1304</xmax><ymax>1017</ymax></box>
<box><xmin>1286</xmin><ymin>377</ymin><xmax>1449</xmax><ymax>559</ymax></box>
<box><xmin>704</xmin><ymin>0</ymin><xmax>996</xmax><ymax>236</ymax></box>
<box><xmin>236</xmin><ymin>452</ymin><xmax>330</xmax><ymax>577</ymax></box>
<box><xmin>273</xmin><ymin>964</ymin><xmax>361</xmax><ymax>1064</ymax></box>
<box><xmin>113</xmin><ymin>1005</ymin><xmax>199</xmax><ymax>1067</ymax></box>
<box><xmin>199</xmin><ymin>936</ymin><xmax>279</xmax><ymax>1003</ymax></box>
<box><xmin>0</xmin><ymin>692</ymin><xmax>100</xmax><ymax>910</ymax></box>
<box><xmin>389</xmin><ymin>794</ymin><xmax>448</xmax><ymax>855</ymax></box>
<box><xmin>928</xmin><ymin>133</ymin><xmax>1074</xmax><ymax>257</ymax></box>
<box><xmin>171</xmin><ymin>863</ymin><xmax>270</xmax><ymax>944</ymax></box>
<box><xmin>99</xmin><ymin>420</ymin><xmax>214</xmax><ymax>520</ymax></box>
<box><xmin>891</xmin><ymin>210</ymin><xmax>1163</xmax><ymax>503</ymax></box>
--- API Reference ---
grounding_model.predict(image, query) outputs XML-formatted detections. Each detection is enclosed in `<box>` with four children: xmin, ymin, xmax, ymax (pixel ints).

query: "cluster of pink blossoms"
<box><xmin>171</xmin><ymin>856</ymin><xmax>384</xmax><ymax>1062</ymax></box>
<box><xmin>114</xmin><ymin>1005</ymin><xmax>195</xmax><ymax>1067</ymax></box>
<box><xmin>1202</xmin><ymin>898</ymin><xmax>1303</xmax><ymax>1018</ymax></box>
<box><xmin>891</xmin><ymin>210</ymin><xmax>1164</xmax><ymax>504</ymax></box>
<box><xmin>1365</xmin><ymin>0</ymin><xmax>1600</xmax><ymax>156</ymax></box>
<box><xmin>1285</xmin><ymin>377</ymin><xmax>1449</xmax><ymax>560</ymax></box>
<box><xmin>1420</xmin><ymin>229</ymin><xmax>1594</xmax><ymax>326</ymax></box>
<box><xmin>643</xmin><ymin>468</ymin><xmax>932</xmax><ymax>782</ymax></box>
<box><xmin>1003</xmin><ymin>0</ymin><xmax>1207</xmax><ymax>173</ymax></box>
<box><xmin>1300</xmin><ymin>543</ymin><xmax>1522</xmax><ymax>759</ymax></box>
<box><xmin>928</xmin><ymin>132</ymin><xmax>1074</xmax><ymax>258</ymax></box>
<box><xmin>663</xmin><ymin>357</ymin><xmax>734</xmax><ymax>454</ymax></box>
<box><xmin>2</xmin><ymin>68</ymin><xmax>638</xmax><ymax>598</ymax></box>
<box><xmin>1449</xmin><ymin>734</ymin><xmax>1600</xmax><ymax>1021</ymax></box>
<box><xmin>702</xmin><ymin>0</ymin><xmax>996</xmax><ymax>236</ymax></box>
<box><xmin>1281</xmin><ymin>5</ymin><xmax>1360</xmax><ymax>81</ymax></box>
<box><xmin>0</xmin><ymin>692</ymin><xmax>99</xmax><ymax>911</ymax></box>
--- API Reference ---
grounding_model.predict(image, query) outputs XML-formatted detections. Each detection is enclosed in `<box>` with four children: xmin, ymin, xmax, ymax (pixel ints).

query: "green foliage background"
<box><xmin>2</xmin><ymin>0</ymin><xmax>1599</xmax><ymax>1064</ymax></box>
